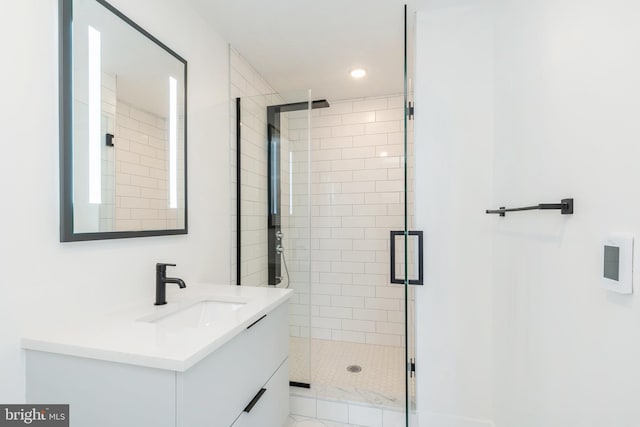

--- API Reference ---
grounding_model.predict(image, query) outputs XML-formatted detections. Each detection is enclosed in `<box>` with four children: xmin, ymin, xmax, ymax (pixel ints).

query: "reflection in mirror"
<box><xmin>60</xmin><ymin>0</ymin><xmax>187</xmax><ymax>240</ymax></box>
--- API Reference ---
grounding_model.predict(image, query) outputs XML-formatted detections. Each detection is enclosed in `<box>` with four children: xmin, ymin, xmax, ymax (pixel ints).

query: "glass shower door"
<box><xmin>234</xmin><ymin>90</ymin><xmax>313</xmax><ymax>387</ymax></box>
<box><xmin>275</xmin><ymin>94</ymin><xmax>313</xmax><ymax>387</ymax></box>
<box><xmin>404</xmin><ymin>4</ymin><xmax>418</xmax><ymax>425</ymax></box>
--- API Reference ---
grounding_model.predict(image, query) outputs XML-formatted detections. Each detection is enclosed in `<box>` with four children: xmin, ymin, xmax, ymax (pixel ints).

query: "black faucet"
<box><xmin>155</xmin><ymin>263</ymin><xmax>186</xmax><ymax>305</ymax></box>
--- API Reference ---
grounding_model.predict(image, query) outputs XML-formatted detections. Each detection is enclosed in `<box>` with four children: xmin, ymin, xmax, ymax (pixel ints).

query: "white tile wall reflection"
<box><xmin>99</xmin><ymin>72</ymin><xmax>184</xmax><ymax>232</ymax></box>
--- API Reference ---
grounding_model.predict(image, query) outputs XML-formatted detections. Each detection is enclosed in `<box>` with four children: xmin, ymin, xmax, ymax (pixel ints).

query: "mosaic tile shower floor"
<box><xmin>290</xmin><ymin>338</ymin><xmax>412</xmax><ymax>409</ymax></box>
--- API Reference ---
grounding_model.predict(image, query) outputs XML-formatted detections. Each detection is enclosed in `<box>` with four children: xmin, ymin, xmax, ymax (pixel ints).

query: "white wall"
<box><xmin>416</xmin><ymin>0</ymin><xmax>640</xmax><ymax>426</ymax></box>
<box><xmin>492</xmin><ymin>0</ymin><xmax>640</xmax><ymax>426</ymax></box>
<box><xmin>0</xmin><ymin>0</ymin><xmax>229</xmax><ymax>402</ymax></box>
<box><xmin>414</xmin><ymin>2</ymin><xmax>495</xmax><ymax>426</ymax></box>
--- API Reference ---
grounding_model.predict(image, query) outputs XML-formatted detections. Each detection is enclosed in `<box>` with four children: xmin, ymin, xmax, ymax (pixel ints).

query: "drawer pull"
<box><xmin>243</xmin><ymin>388</ymin><xmax>267</xmax><ymax>413</ymax></box>
<box><xmin>246</xmin><ymin>314</ymin><xmax>267</xmax><ymax>330</ymax></box>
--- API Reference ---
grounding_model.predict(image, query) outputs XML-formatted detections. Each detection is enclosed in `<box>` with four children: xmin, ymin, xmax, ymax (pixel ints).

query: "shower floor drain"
<box><xmin>347</xmin><ymin>365</ymin><xmax>362</xmax><ymax>373</ymax></box>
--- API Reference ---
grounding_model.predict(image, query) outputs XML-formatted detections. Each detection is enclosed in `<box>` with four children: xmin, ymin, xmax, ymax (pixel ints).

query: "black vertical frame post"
<box><xmin>236</xmin><ymin>98</ymin><xmax>242</xmax><ymax>286</ymax></box>
<box><xmin>60</xmin><ymin>0</ymin><xmax>74</xmax><ymax>241</ymax></box>
<box><xmin>267</xmin><ymin>106</ymin><xmax>282</xmax><ymax>286</ymax></box>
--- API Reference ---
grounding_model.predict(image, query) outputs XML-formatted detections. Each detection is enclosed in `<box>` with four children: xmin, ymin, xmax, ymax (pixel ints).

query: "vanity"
<box><xmin>22</xmin><ymin>285</ymin><xmax>292</xmax><ymax>427</ymax></box>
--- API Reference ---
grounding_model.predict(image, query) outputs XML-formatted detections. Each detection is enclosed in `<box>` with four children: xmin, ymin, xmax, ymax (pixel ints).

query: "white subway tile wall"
<box><xmin>287</xmin><ymin>97</ymin><xmax>414</xmax><ymax>347</ymax></box>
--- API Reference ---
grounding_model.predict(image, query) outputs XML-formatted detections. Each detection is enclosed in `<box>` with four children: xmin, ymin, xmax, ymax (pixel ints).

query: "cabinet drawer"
<box><xmin>231</xmin><ymin>359</ymin><xmax>289</xmax><ymax>427</ymax></box>
<box><xmin>26</xmin><ymin>351</ymin><xmax>176</xmax><ymax>427</ymax></box>
<box><xmin>177</xmin><ymin>303</ymin><xmax>288</xmax><ymax>427</ymax></box>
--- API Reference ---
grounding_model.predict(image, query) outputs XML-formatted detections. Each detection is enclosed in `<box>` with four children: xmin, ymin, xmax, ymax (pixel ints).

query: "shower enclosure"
<box><xmin>231</xmin><ymin>7</ymin><xmax>417</xmax><ymax>425</ymax></box>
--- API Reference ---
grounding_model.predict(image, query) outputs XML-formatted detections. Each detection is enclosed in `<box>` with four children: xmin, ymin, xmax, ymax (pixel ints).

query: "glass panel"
<box><xmin>234</xmin><ymin>90</ymin><xmax>312</xmax><ymax>386</ymax></box>
<box><xmin>281</xmin><ymin>94</ymin><xmax>312</xmax><ymax>385</ymax></box>
<box><xmin>405</xmin><ymin>4</ymin><xmax>418</xmax><ymax>426</ymax></box>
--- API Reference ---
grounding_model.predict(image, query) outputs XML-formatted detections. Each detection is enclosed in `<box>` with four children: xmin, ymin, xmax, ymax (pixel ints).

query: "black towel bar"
<box><xmin>486</xmin><ymin>198</ymin><xmax>573</xmax><ymax>217</ymax></box>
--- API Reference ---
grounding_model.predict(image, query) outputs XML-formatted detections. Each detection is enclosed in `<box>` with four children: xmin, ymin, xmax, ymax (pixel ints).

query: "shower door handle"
<box><xmin>390</xmin><ymin>230</ymin><xmax>424</xmax><ymax>285</ymax></box>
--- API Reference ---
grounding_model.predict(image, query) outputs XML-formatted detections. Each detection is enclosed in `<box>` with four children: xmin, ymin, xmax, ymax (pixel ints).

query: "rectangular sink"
<box><xmin>143</xmin><ymin>300</ymin><xmax>247</xmax><ymax>328</ymax></box>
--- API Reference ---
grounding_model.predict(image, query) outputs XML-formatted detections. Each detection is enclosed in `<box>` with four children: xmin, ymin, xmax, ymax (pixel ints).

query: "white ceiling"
<box><xmin>188</xmin><ymin>0</ymin><xmax>417</xmax><ymax>102</ymax></box>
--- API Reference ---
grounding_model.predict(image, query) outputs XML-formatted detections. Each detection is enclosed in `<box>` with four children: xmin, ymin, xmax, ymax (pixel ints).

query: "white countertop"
<box><xmin>22</xmin><ymin>284</ymin><xmax>292</xmax><ymax>372</ymax></box>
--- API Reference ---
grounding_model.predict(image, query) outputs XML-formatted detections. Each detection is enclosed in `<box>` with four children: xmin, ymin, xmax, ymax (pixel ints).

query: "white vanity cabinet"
<box><xmin>176</xmin><ymin>303</ymin><xmax>289</xmax><ymax>427</ymax></box>
<box><xmin>25</xmin><ymin>302</ymin><xmax>289</xmax><ymax>427</ymax></box>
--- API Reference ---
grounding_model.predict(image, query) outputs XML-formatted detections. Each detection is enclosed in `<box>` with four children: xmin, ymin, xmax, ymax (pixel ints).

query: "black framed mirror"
<box><xmin>60</xmin><ymin>0</ymin><xmax>187</xmax><ymax>241</ymax></box>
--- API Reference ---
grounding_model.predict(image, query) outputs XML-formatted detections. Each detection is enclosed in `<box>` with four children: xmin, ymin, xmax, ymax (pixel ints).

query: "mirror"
<box><xmin>60</xmin><ymin>0</ymin><xmax>187</xmax><ymax>241</ymax></box>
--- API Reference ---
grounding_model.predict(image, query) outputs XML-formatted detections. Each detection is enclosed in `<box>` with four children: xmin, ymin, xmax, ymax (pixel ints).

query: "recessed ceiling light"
<box><xmin>350</xmin><ymin>68</ymin><xmax>367</xmax><ymax>79</ymax></box>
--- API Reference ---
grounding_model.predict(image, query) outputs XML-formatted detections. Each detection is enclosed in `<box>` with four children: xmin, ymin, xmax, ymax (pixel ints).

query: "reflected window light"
<box><xmin>88</xmin><ymin>25</ymin><xmax>101</xmax><ymax>204</ymax></box>
<box><xmin>379</xmin><ymin>151</ymin><xmax>388</xmax><ymax>157</ymax></box>
<box><xmin>169</xmin><ymin>76</ymin><xmax>178</xmax><ymax>209</ymax></box>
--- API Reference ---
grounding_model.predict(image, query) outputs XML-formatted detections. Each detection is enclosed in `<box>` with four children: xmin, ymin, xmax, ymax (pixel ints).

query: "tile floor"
<box><xmin>289</xmin><ymin>394</ymin><xmax>407</xmax><ymax>427</ymax></box>
<box><xmin>290</xmin><ymin>338</ymin><xmax>410</xmax><ymax>408</ymax></box>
